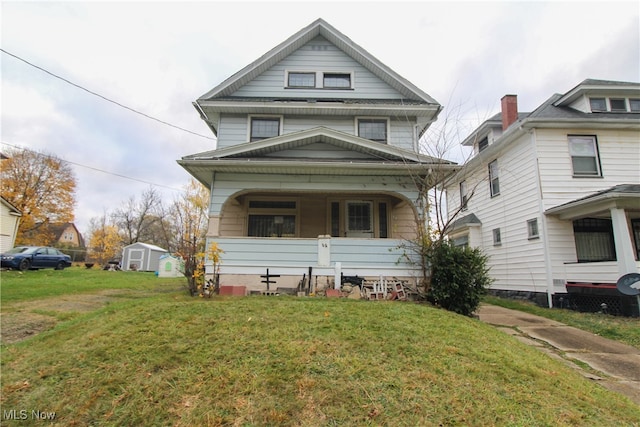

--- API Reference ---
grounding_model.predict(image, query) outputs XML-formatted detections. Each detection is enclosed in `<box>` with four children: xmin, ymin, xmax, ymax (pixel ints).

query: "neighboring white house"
<box><xmin>121</xmin><ymin>242</ymin><xmax>168</xmax><ymax>272</ymax></box>
<box><xmin>157</xmin><ymin>254</ymin><xmax>185</xmax><ymax>278</ymax></box>
<box><xmin>178</xmin><ymin>18</ymin><xmax>458</xmax><ymax>291</ymax></box>
<box><xmin>444</xmin><ymin>79</ymin><xmax>640</xmax><ymax>313</ymax></box>
<box><xmin>0</xmin><ymin>196</ymin><xmax>22</xmax><ymax>253</ymax></box>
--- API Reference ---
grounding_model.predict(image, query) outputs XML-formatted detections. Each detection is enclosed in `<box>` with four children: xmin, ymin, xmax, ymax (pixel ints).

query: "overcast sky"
<box><xmin>2</xmin><ymin>1</ymin><xmax>638</xmax><ymax>236</ymax></box>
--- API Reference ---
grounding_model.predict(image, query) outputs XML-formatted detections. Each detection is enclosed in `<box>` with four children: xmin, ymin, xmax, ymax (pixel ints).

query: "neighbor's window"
<box><xmin>287</xmin><ymin>72</ymin><xmax>315</xmax><ymax>88</ymax></box>
<box><xmin>573</xmin><ymin>218</ymin><xmax>616</xmax><ymax>262</ymax></box>
<box><xmin>568</xmin><ymin>135</ymin><xmax>601</xmax><ymax>177</ymax></box>
<box><xmin>632</xmin><ymin>219</ymin><xmax>640</xmax><ymax>260</ymax></box>
<box><xmin>527</xmin><ymin>218</ymin><xmax>539</xmax><ymax>239</ymax></box>
<box><xmin>492</xmin><ymin>228</ymin><xmax>502</xmax><ymax>246</ymax></box>
<box><xmin>489</xmin><ymin>160</ymin><xmax>500</xmax><ymax>197</ymax></box>
<box><xmin>250</xmin><ymin>117</ymin><xmax>281</xmax><ymax>141</ymax></box>
<box><xmin>323</xmin><ymin>72</ymin><xmax>351</xmax><ymax>88</ymax></box>
<box><xmin>609</xmin><ymin>98</ymin><xmax>627</xmax><ymax>112</ymax></box>
<box><xmin>357</xmin><ymin>118</ymin><xmax>387</xmax><ymax>142</ymax></box>
<box><xmin>630</xmin><ymin>99</ymin><xmax>640</xmax><ymax>112</ymax></box>
<box><xmin>460</xmin><ymin>181</ymin><xmax>468</xmax><ymax>210</ymax></box>
<box><xmin>452</xmin><ymin>234</ymin><xmax>469</xmax><ymax>248</ymax></box>
<box><xmin>478</xmin><ymin>137</ymin><xmax>489</xmax><ymax>152</ymax></box>
<box><xmin>589</xmin><ymin>98</ymin><xmax>607</xmax><ymax>112</ymax></box>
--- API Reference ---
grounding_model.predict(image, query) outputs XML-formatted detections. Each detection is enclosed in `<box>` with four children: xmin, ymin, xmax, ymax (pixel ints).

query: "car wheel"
<box><xmin>55</xmin><ymin>261</ymin><xmax>66</xmax><ymax>270</ymax></box>
<box><xmin>18</xmin><ymin>259</ymin><xmax>31</xmax><ymax>271</ymax></box>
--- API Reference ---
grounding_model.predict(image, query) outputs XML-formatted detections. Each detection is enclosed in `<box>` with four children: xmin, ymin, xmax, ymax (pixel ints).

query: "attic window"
<box><xmin>323</xmin><ymin>73</ymin><xmax>351</xmax><ymax>89</ymax></box>
<box><xmin>287</xmin><ymin>72</ymin><xmax>315</xmax><ymax>88</ymax></box>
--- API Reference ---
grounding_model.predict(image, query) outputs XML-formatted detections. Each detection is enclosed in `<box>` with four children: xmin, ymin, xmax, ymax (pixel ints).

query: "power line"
<box><xmin>1</xmin><ymin>141</ymin><xmax>183</xmax><ymax>192</ymax></box>
<box><xmin>1</xmin><ymin>48</ymin><xmax>216</xmax><ymax>141</ymax></box>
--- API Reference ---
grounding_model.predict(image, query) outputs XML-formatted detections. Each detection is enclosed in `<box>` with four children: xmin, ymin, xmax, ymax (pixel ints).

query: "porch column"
<box><xmin>207</xmin><ymin>215</ymin><xmax>221</xmax><ymax>237</ymax></box>
<box><xmin>610</xmin><ymin>207</ymin><xmax>637</xmax><ymax>276</ymax></box>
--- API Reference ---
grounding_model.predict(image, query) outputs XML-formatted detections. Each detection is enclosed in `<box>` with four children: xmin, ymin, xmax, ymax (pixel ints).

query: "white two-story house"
<box><xmin>179</xmin><ymin>19</ymin><xmax>457</xmax><ymax>291</ymax></box>
<box><xmin>445</xmin><ymin>79</ymin><xmax>640</xmax><ymax>315</ymax></box>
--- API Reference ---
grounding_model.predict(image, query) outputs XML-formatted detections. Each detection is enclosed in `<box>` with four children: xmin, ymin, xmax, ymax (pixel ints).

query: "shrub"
<box><xmin>427</xmin><ymin>242</ymin><xmax>492</xmax><ymax>316</ymax></box>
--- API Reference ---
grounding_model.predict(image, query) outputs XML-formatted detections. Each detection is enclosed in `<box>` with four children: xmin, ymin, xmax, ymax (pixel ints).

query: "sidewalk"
<box><xmin>476</xmin><ymin>304</ymin><xmax>640</xmax><ymax>406</ymax></box>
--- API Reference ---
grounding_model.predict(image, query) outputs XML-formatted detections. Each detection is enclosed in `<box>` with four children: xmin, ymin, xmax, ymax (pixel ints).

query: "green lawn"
<box><xmin>1</xmin><ymin>269</ymin><xmax>639</xmax><ymax>426</ymax></box>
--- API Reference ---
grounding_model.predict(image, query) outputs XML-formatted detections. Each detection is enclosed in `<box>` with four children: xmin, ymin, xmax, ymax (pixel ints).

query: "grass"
<box><xmin>1</xmin><ymin>269</ymin><xmax>639</xmax><ymax>426</ymax></box>
<box><xmin>0</xmin><ymin>266</ymin><xmax>184</xmax><ymax>303</ymax></box>
<box><xmin>483</xmin><ymin>296</ymin><xmax>640</xmax><ymax>349</ymax></box>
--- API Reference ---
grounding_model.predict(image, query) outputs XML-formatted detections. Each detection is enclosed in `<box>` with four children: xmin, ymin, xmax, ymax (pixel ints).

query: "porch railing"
<box><xmin>207</xmin><ymin>236</ymin><xmax>421</xmax><ymax>277</ymax></box>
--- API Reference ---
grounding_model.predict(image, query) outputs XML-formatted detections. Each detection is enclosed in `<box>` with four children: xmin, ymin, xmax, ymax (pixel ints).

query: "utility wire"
<box><xmin>1</xmin><ymin>48</ymin><xmax>216</xmax><ymax>141</ymax></box>
<box><xmin>1</xmin><ymin>141</ymin><xmax>183</xmax><ymax>192</ymax></box>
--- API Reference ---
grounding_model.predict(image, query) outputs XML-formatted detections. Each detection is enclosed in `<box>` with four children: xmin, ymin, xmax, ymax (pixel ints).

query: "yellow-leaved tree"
<box><xmin>1</xmin><ymin>148</ymin><xmax>76</xmax><ymax>245</ymax></box>
<box><xmin>86</xmin><ymin>214</ymin><xmax>122</xmax><ymax>265</ymax></box>
<box><xmin>170</xmin><ymin>179</ymin><xmax>211</xmax><ymax>296</ymax></box>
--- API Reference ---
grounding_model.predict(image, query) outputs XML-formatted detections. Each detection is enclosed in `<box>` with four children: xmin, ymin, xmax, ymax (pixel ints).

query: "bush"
<box><xmin>427</xmin><ymin>242</ymin><xmax>492</xmax><ymax>316</ymax></box>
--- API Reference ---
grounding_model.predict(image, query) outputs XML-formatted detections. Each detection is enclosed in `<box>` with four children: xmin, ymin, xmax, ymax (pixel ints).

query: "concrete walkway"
<box><xmin>476</xmin><ymin>304</ymin><xmax>640</xmax><ymax>406</ymax></box>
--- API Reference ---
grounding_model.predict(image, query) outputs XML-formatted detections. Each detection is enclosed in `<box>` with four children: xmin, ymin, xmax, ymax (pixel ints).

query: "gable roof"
<box><xmin>124</xmin><ymin>242</ymin><xmax>167</xmax><ymax>252</ymax></box>
<box><xmin>48</xmin><ymin>222</ymin><xmax>85</xmax><ymax>247</ymax></box>
<box><xmin>193</xmin><ymin>19</ymin><xmax>442</xmax><ymax>137</ymax></box>
<box><xmin>198</xmin><ymin>18</ymin><xmax>438</xmax><ymax>105</ymax></box>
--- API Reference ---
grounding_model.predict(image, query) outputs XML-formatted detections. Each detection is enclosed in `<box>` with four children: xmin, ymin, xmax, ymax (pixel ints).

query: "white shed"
<box><xmin>158</xmin><ymin>254</ymin><xmax>185</xmax><ymax>278</ymax></box>
<box><xmin>121</xmin><ymin>242</ymin><xmax>168</xmax><ymax>272</ymax></box>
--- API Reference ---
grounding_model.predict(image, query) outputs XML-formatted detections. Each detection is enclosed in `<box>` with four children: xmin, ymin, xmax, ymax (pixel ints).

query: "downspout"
<box><xmin>529</xmin><ymin>127</ymin><xmax>554</xmax><ymax>308</ymax></box>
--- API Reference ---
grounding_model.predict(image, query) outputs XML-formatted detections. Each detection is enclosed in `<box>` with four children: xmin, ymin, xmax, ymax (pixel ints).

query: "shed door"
<box><xmin>128</xmin><ymin>249</ymin><xmax>144</xmax><ymax>270</ymax></box>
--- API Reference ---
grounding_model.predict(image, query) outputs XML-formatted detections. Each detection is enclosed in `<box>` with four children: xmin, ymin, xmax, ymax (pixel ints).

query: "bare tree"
<box><xmin>112</xmin><ymin>187</ymin><xmax>162</xmax><ymax>245</ymax></box>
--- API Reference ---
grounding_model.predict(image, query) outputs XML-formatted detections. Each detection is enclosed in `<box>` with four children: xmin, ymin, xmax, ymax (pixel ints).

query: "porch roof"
<box><xmin>178</xmin><ymin>127</ymin><xmax>459</xmax><ymax>188</ymax></box>
<box><xmin>545</xmin><ymin>184</ymin><xmax>640</xmax><ymax>220</ymax></box>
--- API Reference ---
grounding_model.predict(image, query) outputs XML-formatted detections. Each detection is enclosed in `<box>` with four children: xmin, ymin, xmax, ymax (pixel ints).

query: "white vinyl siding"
<box><xmin>217</xmin><ymin>114</ymin><xmax>417</xmax><ymax>150</ymax></box>
<box><xmin>445</xmin><ymin>133</ymin><xmax>547</xmax><ymax>294</ymax></box>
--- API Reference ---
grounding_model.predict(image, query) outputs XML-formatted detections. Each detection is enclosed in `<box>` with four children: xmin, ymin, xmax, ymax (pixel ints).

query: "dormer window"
<box><xmin>589</xmin><ymin>98</ymin><xmax>607</xmax><ymax>112</ymax></box>
<box><xmin>610</xmin><ymin>98</ymin><xmax>626</xmax><ymax>112</ymax></box>
<box><xmin>478</xmin><ymin>137</ymin><xmax>489</xmax><ymax>152</ymax></box>
<box><xmin>357</xmin><ymin>118</ymin><xmax>388</xmax><ymax>143</ymax></box>
<box><xmin>250</xmin><ymin>116</ymin><xmax>281</xmax><ymax>141</ymax></box>
<box><xmin>589</xmin><ymin>97</ymin><xmax>639</xmax><ymax>112</ymax></box>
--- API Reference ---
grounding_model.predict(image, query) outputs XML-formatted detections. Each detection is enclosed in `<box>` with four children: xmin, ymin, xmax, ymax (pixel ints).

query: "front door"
<box><xmin>345</xmin><ymin>201</ymin><xmax>374</xmax><ymax>238</ymax></box>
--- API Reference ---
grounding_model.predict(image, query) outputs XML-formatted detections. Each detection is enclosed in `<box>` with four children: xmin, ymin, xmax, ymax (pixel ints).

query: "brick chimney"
<box><xmin>501</xmin><ymin>94</ymin><xmax>518</xmax><ymax>130</ymax></box>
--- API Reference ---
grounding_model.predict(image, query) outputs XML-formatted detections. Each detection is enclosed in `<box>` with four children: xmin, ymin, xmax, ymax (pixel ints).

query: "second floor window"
<box><xmin>568</xmin><ymin>135</ymin><xmax>601</xmax><ymax>177</ymax></box>
<box><xmin>250</xmin><ymin>117</ymin><xmax>281</xmax><ymax>142</ymax></box>
<box><xmin>489</xmin><ymin>160</ymin><xmax>500</xmax><ymax>197</ymax></box>
<box><xmin>357</xmin><ymin>118</ymin><xmax>387</xmax><ymax>143</ymax></box>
